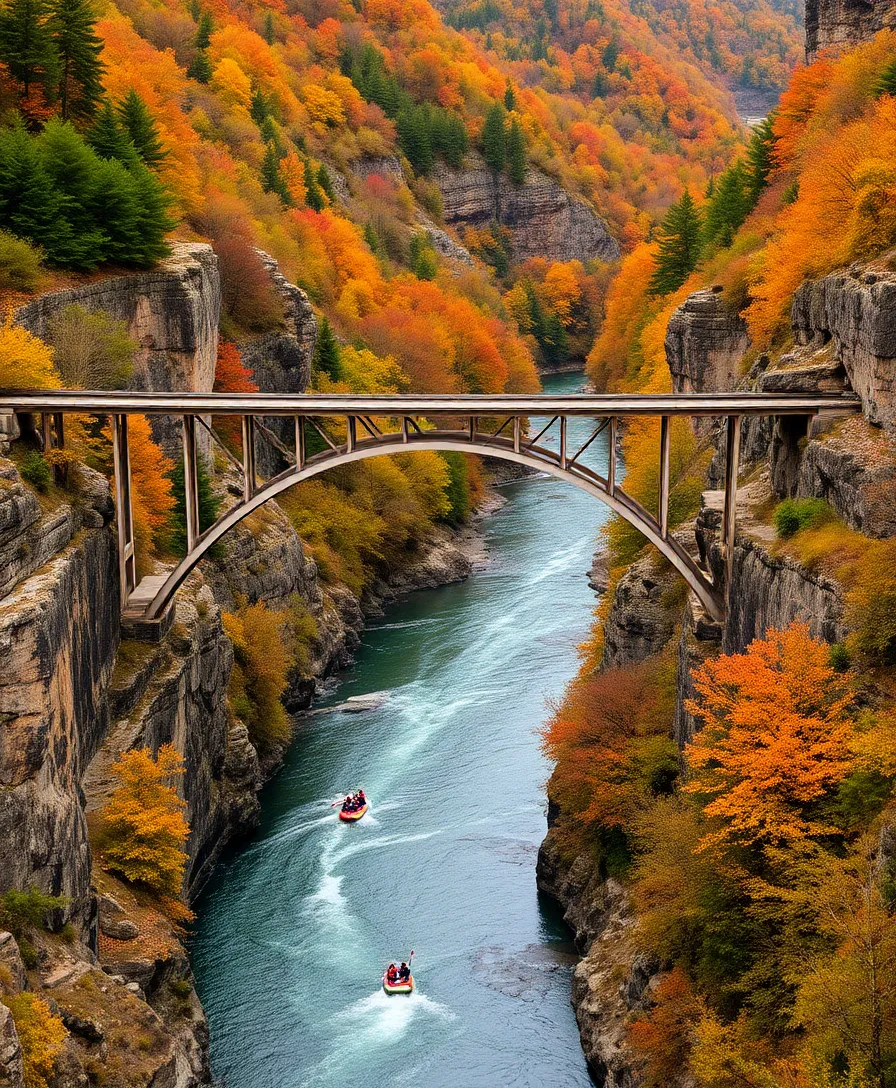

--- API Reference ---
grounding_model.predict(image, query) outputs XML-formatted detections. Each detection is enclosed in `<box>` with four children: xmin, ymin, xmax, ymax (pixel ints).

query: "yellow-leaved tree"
<box><xmin>101</xmin><ymin>745</ymin><xmax>190</xmax><ymax>898</ymax></box>
<box><xmin>222</xmin><ymin>600</ymin><xmax>291</xmax><ymax>752</ymax></box>
<box><xmin>2</xmin><ymin>993</ymin><xmax>67</xmax><ymax>1088</ymax></box>
<box><xmin>0</xmin><ymin>313</ymin><xmax>60</xmax><ymax>389</ymax></box>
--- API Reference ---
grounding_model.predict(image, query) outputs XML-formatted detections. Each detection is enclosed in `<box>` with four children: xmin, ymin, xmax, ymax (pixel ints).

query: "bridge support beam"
<box><xmin>722</xmin><ymin>414</ymin><xmax>742</xmax><ymax>593</ymax></box>
<box><xmin>111</xmin><ymin>413</ymin><xmax>137</xmax><ymax>608</ymax></box>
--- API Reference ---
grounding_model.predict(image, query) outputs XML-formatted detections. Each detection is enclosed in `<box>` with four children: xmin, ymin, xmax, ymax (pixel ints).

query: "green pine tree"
<box><xmin>601</xmin><ymin>38</ymin><xmax>619</xmax><ymax>71</ymax></box>
<box><xmin>0</xmin><ymin>0</ymin><xmax>58</xmax><ymax>100</ymax></box>
<box><xmin>187</xmin><ymin>49</ymin><xmax>212</xmax><ymax>83</ymax></box>
<box><xmin>117</xmin><ymin>89</ymin><xmax>167</xmax><ymax>168</ymax></box>
<box><xmin>745</xmin><ymin>114</ymin><xmax>775</xmax><ymax>202</ymax></box>
<box><xmin>396</xmin><ymin>105</ymin><xmax>433</xmax><ymax>175</ymax></box>
<box><xmin>482</xmin><ymin>102</ymin><xmax>506</xmax><ymax>173</ymax></box>
<box><xmin>303</xmin><ymin>158</ymin><xmax>324</xmax><ymax>211</ymax></box>
<box><xmin>259</xmin><ymin>115</ymin><xmax>283</xmax><ymax>154</ymax></box>
<box><xmin>507</xmin><ymin>119</ymin><xmax>526</xmax><ymax>185</ymax></box>
<box><xmin>875</xmin><ymin>58</ymin><xmax>896</xmax><ymax>97</ymax></box>
<box><xmin>168</xmin><ymin>454</ymin><xmax>220</xmax><ymax>556</ymax></box>
<box><xmin>312</xmin><ymin>316</ymin><xmax>340</xmax><ymax>379</ymax></box>
<box><xmin>87</xmin><ymin>99</ymin><xmax>137</xmax><ymax>164</ymax></box>
<box><xmin>703</xmin><ymin>162</ymin><xmax>750</xmax><ymax>248</ymax></box>
<box><xmin>503</xmin><ymin>79</ymin><xmax>516</xmax><ymax>111</ymax></box>
<box><xmin>316</xmin><ymin>163</ymin><xmax>334</xmax><ymax>200</ymax></box>
<box><xmin>261</xmin><ymin>143</ymin><xmax>290</xmax><ymax>205</ymax></box>
<box><xmin>363</xmin><ymin>222</ymin><xmax>378</xmax><ymax>253</ymax></box>
<box><xmin>647</xmin><ymin>190</ymin><xmax>703</xmax><ymax>296</ymax></box>
<box><xmin>48</xmin><ymin>0</ymin><xmax>104</xmax><ymax>120</ymax></box>
<box><xmin>0</xmin><ymin>120</ymin><xmax>72</xmax><ymax>260</ymax></box>
<box><xmin>262</xmin><ymin>9</ymin><xmax>274</xmax><ymax>44</ymax></box>
<box><xmin>127</xmin><ymin>159</ymin><xmax>175</xmax><ymax>264</ymax></box>
<box><xmin>250</xmin><ymin>87</ymin><xmax>270</xmax><ymax>125</ymax></box>
<box><xmin>409</xmin><ymin>233</ymin><xmax>437</xmax><ymax>280</ymax></box>
<box><xmin>193</xmin><ymin>10</ymin><xmax>212</xmax><ymax>48</ymax></box>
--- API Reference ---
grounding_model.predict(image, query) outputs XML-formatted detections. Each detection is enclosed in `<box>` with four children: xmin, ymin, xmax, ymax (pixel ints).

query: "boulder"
<box><xmin>0</xmin><ymin>1004</ymin><xmax>23</xmax><ymax>1088</ymax></box>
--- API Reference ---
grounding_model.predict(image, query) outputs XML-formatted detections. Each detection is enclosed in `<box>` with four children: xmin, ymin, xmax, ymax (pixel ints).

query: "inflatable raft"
<box><xmin>338</xmin><ymin>803</ymin><xmax>368</xmax><ymax>822</ymax></box>
<box><xmin>383</xmin><ymin>973</ymin><xmax>414</xmax><ymax>995</ymax></box>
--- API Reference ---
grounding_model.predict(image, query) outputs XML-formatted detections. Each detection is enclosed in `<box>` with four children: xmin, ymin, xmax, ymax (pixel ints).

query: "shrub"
<box><xmin>46</xmin><ymin>304</ymin><xmax>135</xmax><ymax>389</ymax></box>
<box><xmin>829</xmin><ymin>642</ymin><xmax>851</xmax><ymax>672</ymax></box>
<box><xmin>2</xmin><ymin>993</ymin><xmax>67</xmax><ymax>1088</ymax></box>
<box><xmin>0</xmin><ymin>315</ymin><xmax>60</xmax><ymax>390</ymax></box>
<box><xmin>101</xmin><ymin>745</ymin><xmax>190</xmax><ymax>897</ymax></box>
<box><xmin>19</xmin><ymin>452</ymin><xmax>52</xmax><ymax>493</ymax></box>
<box><xmin>772</xmin><ymin>497</ymin><xmax>833</xmax><ymax>537</ymax></box>
<box><xmin>0</xmin><ymin>231</ymin><xmax>44</xmax><ymax>292</ymax></box>
<box><xmin>0</xmin><ymin>890</ymin><xmax>68</xmax><ymax>936</ymax></box>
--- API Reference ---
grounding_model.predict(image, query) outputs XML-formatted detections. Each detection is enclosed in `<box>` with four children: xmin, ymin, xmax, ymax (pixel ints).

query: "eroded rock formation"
<box><xmin>433</xmin><ymin>154</ymin><xmax>620</xmax><ymax>264</ymax></box>
<box><xmin>805</xmin><ymin>0</ymin><xmax>896</xmax><ymax>59</ymax></box>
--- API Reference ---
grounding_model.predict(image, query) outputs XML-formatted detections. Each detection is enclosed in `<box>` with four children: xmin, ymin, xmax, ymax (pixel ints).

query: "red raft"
<box><xmin>338</xmin><ymin>803</ymin><xmax>368</xmax><ymax>822</ymax></box>
<box><xmin>383</xmin><ymin>973</ymin><xmax>414</xmax><ymax>995</ymax></box>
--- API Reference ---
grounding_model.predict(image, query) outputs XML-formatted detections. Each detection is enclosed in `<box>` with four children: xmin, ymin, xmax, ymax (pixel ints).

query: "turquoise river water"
<box><xmin>191</xmin><ymin>370</ymin><xmax>611</xmax><ymax>1087</ymax></box>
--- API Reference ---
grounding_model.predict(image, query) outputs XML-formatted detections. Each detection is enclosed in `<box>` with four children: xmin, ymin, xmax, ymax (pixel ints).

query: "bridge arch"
<box><xmin>144</xmin><ymin>431</ymin><xmax>725</xmax><ymax>622</ymax></box>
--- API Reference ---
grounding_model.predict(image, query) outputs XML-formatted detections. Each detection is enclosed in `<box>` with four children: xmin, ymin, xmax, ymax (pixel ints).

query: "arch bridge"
<box><xmin>0</xmin><ymin>391</ymin><xmax>860</xmax><ymax>630</ymax></box>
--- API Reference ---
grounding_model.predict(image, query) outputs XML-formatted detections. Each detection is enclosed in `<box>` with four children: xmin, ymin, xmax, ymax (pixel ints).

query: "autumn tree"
<box><xmin>0</xmin><ymin>312</ymin><xmax>60</xmax><ymax>388</ymax></box>
<box><xmin>101</xmin><ymin>744</ymin><xmax>190</xmax><ymax>897</ymax></box>
<box><xmin>648</xmin><ymin>190</ymin><xmax>702</xmax><ymax>295</ymax></box>
<box><xmin>223</xmin><ymin>601</ymin><xmax>290</xmax><ymax>751</ymax></box>
<box><xmin>684</xmin><ymin>623</ymin><xmax>855</xmax><ymax>851</ymax></box>
<box><xmin>125</xmin><ymin>414</ymin><xmax>175</xmax><ymax>569</ymax></box>
<box><xmin>2</xmin><ymin>993</ymin><xmax>67</xmax><ymax>1088</ymax></box>
<box><xmin>213</xmin><ymin>341</ymin><xmax>257</xmax><ymax>450</ymax></box>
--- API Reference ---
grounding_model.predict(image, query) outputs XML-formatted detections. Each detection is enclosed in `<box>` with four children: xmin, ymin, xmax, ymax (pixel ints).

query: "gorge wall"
<box><xmin>0</xmin><ymin>245</ymin><xmax>475</xmax><ymax>1087</ymax></box>
<box><xmin>538</xmin><ymin>249</ymin><xmax>896</xmax><ymax>1085</ymax></box>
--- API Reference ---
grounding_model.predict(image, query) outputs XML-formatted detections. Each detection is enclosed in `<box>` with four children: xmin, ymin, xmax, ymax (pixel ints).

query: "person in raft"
<box><xmin>341</xmin><ymin>791</ymin><xmax>364</xmax><ymax>812</ymax></box>
<box><xmin>356</xmin><ymin>789</ymin><xmax>366</xmax><ymax>808</ymax></box>
<box><xmin>386</xmin><ymin>963</ymin><xmax>399</xmax><ymax>985</ymax></box>
<box><xmin>397</xmin><ymin>962</ymin><xmax>411</xmax><ymax>982</ymax></box>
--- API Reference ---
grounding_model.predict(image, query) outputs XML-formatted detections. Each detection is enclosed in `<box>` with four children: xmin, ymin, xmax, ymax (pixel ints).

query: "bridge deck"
<box><xmin>0</xmin><ymin>390</ymin><xmax>863</xmax><ymax>416</ymax></box>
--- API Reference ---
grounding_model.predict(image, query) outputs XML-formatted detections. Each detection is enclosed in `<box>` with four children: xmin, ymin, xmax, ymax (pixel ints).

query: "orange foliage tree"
<box><xmin>213</xmin><ymin>341</ymin><xmax>258</xmax><ymax>450</ymax></box>
<box><xmin>124</xmin><ymin>415</ymin><xmax>175</xmax><ymax>572</ymax></box>
<box><xmin>684</xmin><ymin>623</ymin><xmax>855</xmax><ymax>851</ymax></box>
<box><xmin>101</xmin><ymin>744</ymin><xmax>190</xmax><ymax>897</ymax></box>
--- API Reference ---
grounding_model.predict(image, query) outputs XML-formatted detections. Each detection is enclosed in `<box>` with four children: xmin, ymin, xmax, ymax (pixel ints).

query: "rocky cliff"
<box><xmin>432</xmin><ymin>154</ymin><xmax>620</xmax><ymax>264</ymax></box>
<box><xmin>805</xmin><ymin>0</ymin><xmax>896</xmax><ymax>59</ymax></box>
<box><xmin>539</xmin><ymin>254</ymin><xmax>896</xmax><ymax>1085</ymax></box>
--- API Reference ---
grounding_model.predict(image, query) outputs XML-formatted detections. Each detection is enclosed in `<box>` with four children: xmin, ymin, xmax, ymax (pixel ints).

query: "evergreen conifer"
<box><xmin>745</xmin><ymin>115</ymin><xmax>775</xmax><ymax>202</ymax></box>
<box><xmin>250</xmin><ymin>88</ymin><xmax>270</xmax><ymax>125</ymax></box>
<box><xmin>482</xmin><ymin>102</ymin><xmax>506</xmax><ymax>173</ymax></box>
<box><xmin>187</xmin><ymin>50</ymin><xmax>212</xmax><ymax>83</ymax></box>
<box><xmin>875</xmin><ymin>58</ymin><xmax>896</xmax><ymax>97</ymax></box>
<box><xmin>312</xmin><ymin>317</ymin><xmax>340</xmax><ymax>379</ymax></box>
<box><xmin>0</xmin><ymin>0</ymin><xmax>58</xmax><ymax>99</ymax></box>
<box><xmin>87</xmin><ymin>100</ymin><xmax>137</xmax><ymax>163</ymax></box>
<box><xmin>262</xmin><ymin>10</ymin><xmax>274</xmax><ymax>44</ymax></box>
<box><xmin>117</xmin><ymin>89</ymin><xmax>167</xmax><ymax>168</ymax></box>
<box><xmin>503</xmin><ymin>79</ymin><xmax>516</xmax><ymax>111</ymax></box>
<box><xmin>703</xmin><ymin>162</ymin><xmax>750</xmax><ymax>248</ymax></box>
<box><xmin>647</xmin><ymin>190</ymin><xmax>703</xmax><ymax>296</ymax></box>
<box><xmin>316</xmin><ymin>163</ymin><xmax>334</xmax><ymax>200</ymax></box>
<box><xmin>303</xmin><ymin>158</ymin><xmax>324</xmax><ymax>210</ymax></box>
<box><xmin>507</xmin><ymin>119</ymin><xmax>526</xmax><ymax>185</ymax></box>
<box><xmin>48</xmin><ymin>0</ymin><xmax>104</xmax><ymax>120</ymax></box>
<box><xmin>261</xmin><ymin>143</ymin><xmax>290</xmax><ymax>205</ymax></box>
<box><xmin>168</xmin><ymin>454</ymin><xmax>220</xmax><ymax>556</ymax></box>
<box><xmin>194</xmin><ymin>10</ymin><xmax>212</xmax><ymax>48</ymax></box>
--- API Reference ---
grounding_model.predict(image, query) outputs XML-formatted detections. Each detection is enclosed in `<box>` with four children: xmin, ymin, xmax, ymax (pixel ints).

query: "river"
<box><xmin>191</xmin><ymin>370</ymin><xmax>611</xmax><ymax>1087</ymax></box>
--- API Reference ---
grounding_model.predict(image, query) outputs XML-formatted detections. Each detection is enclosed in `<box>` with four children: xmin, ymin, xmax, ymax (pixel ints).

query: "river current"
<box><xmin>192</xmin><ymin>370</ymin><xmax>610</xmax><ymax>1087</ymax></box>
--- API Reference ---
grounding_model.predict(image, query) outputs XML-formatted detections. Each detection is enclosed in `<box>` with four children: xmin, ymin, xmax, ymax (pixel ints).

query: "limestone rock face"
<box><xmin>16</xmin><ymin>242</ymin><xmax>220</xmax><ymax>452</ymax></box>
<box><xmin>665</xmin><ymin>287</ymin><xmax>749</xmax><ymax>396</ymax></box>
<box><xmin>791</xmin><ymin>262</ymin><xmax>896</xmax><ymax>428</ymax></box>
<box><xmin>433</xmin><ymin>155</ymin><xmax>620</xmax><ymax>264</ymax></box>
<box><xmin>599</xmin><ymin>551</ymin><xmax>684</xmax><ymax>670</ymax></box>
<box><xmin>0</xmin><ymin>1003</ymin><xmax>23</xmax><ymax>1088</ymax></box>
<box><xmin>805</xmin><ymin>0</ymin><xmax>896</xmax><ymax>59</ymax></box>
<box><xmin>240</xmin><ymin>251</ymin><xmax>318</xmax><ymax>476</ymax></box>
<box><xmin>0</xmin><ymin>469</ymin><xmax>119</xmax><ymax>911</ymax></box>
<box><xmin>16</xmin><ymin>242</ymin><xmax>220</xmax><ymax>395</ymax></box>
<box><xmin>698</xmin><ymin>495</ymin><xmax>846</xmax><ymax>654</ymax></box>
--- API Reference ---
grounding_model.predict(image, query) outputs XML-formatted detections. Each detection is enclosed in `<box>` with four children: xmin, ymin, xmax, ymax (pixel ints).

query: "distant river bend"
<box><xmin>192</xmin><ymin>370</ymin><xmax>610</xmax><ymax>1088</ymax></box>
